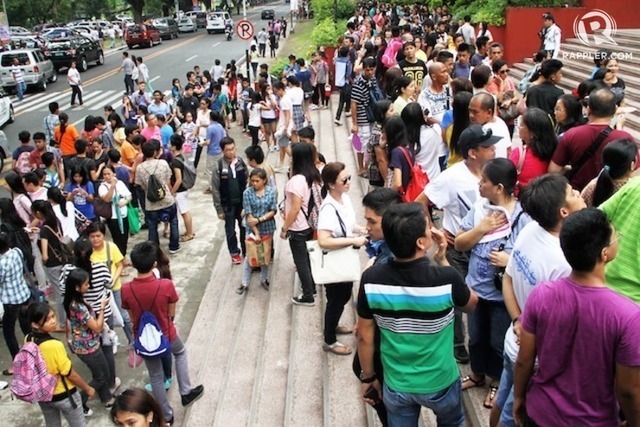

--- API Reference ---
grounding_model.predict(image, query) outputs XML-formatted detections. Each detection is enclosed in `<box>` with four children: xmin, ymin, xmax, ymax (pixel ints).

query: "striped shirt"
<box><xmin>357</xmin><ymin>257</ymin><xmax>470</xmax><ymax>394</ymax></box>
<box><xmin>11</xmin><ymin>64</ymin><xmax>24</xmax><ymax>83</ymax></box>
<box><xmin>60</xmin><ymin>263</ymin><xmax>113</xmax><ymax>319</ymax></box>
<box><xmin>350</xmin><ymin>75</ymin><xmax>377</xmax><ymax>125</ymax></box>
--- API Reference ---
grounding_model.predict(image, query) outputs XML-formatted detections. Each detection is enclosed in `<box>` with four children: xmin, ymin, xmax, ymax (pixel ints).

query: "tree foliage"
<box><xmin>451</xmin><ymin>0</ymin><xmax>573</xmax><ymax>26</ymax></box>
<box><xmin>311</xmin><ymin>0</ymin><xmax>354</xmax><ymax>23</ymax></box>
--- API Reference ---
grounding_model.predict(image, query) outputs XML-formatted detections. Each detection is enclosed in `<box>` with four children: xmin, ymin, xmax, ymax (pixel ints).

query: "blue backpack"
<box><xmin>131</xmin><ymin>282</ymin><xmax>171</xmax><ymax>357</ymax></box>
<box><xmin>365</xmin><ymin>81</ymin><xmax>385</xmax><ymax>123</ymax></box>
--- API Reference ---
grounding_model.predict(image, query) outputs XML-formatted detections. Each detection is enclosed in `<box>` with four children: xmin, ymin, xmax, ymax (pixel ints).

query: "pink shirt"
<box><xmin>140</xmin><ymin>126</ymin><xmax>161</xmax><ymax>142</ymax></box>
<box><xmin>284</xmin><ymin>174</ymin><xmax>311</xmax><ymax>232</ymax></box>
<box><xmin>509</xmin><ymin>146</ymin><xmax>549</xmax><ymax>191</ymax></box>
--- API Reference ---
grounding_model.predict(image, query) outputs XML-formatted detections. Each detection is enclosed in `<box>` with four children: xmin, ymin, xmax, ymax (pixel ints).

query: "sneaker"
<box><xmin>291</xmin><ymin>295</ymin><xmax>315</xmax><ymax>306</ymax></box>
<box><xmin>144</xmin><ymin>377</ymin><xmax>172</xmax><ymax>393</ymax></box>
<box><xmin>169</xmin><ymin>246</ymin><xmax>182</xmax><ymax>255</ymax></box>
<box><xmin>454</xmin><ymin>346</ymin><xmax>470</xmax><ymax>364</ymax></box>
<box><xmin>236</xmin><ymin>284</ymin><xmax>248</xmax><ymax>295</ymax></box>
<box><xmin>269</xmin><ymin>145</ymin><xmax>278</xmax><ymax>152</ymax></box>
<box><xmin>334</xmin><ymin>119</ymin><xmax>342</xmax><ymax>126</ymax></box>
<box><xmin>345</xmin><ymin>112</ymin><xmax>351</xmax><ymax>118</ymax></box>
<box><xmin>181</xmin><ymin>384</ymin><xmax>204</xmax><ymax>407</ymax></box>
<box><xmin>231</xmin><ymin>254</ymin><xmax>243</xmax><ymax>264</ymax></box>
<box><xmin>109</xmin><ymin>377</ymin><xmax>121</xmax><ymax>395</ymax></box>
<box><xmin>83</xmin><ymin>407</ymin><xmax>93</xmax><ymax>417</ymax></box>
<box><xmin>261</xmin><ymin>280</ymin><xmax>270</xmax><ymax>290</ymax></box>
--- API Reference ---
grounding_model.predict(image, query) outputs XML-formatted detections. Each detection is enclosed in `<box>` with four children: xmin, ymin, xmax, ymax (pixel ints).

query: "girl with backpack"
<box><xmin>98</xmin><ymin>165</ymin><xmax>132</xmax><ymax>256</ymax></box>
<box><xmin>64</xmin><ymin>268</ymin><xmax>116</xmax><ymax>412</ymax></box>
<box><xmin>26</xmin><ymin>301</ymin><xmax>95</xmax><ymax>426</ymax></box>
<box><xmin>32</xmin><ymin>200</ymin><xmax>68</xmax><ymax>332</ymax></box>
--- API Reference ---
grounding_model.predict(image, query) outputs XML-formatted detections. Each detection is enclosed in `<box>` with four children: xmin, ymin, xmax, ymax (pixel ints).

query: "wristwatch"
<box><xmin>359</xmin><ymin>372</ymin><xmax>377</xmax><ymax>383</ymax></box>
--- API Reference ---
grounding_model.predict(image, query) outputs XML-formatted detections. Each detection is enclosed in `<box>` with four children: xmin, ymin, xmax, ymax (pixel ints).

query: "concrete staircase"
<box><xmin>510</xmin><ymin>29</ymin><xmax>640</xmax><ymax>140</ymax></box>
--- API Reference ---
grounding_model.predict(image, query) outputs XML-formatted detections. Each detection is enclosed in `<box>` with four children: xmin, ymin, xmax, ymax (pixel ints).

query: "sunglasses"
<box><xmin>341</xmin><ymin>175</ymin><xmax>352</xmax><ymax>185</ymax></box>
<box><xmin>499</xmin><ymin>69</ymin><xmax>509</xmax><ymax>74</ymax></box>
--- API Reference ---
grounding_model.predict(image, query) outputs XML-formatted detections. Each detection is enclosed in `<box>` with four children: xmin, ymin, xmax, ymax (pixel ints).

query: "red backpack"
<box><xmin>399</xmin><ymin>147</ymin><xmax>429</xmax><ymax>203</ymax></box>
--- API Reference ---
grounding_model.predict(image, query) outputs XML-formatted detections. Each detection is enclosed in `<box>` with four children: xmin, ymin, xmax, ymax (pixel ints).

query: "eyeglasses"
<box><xmin>608</xmin><ymin>232</ymin><xmax>622</xmax><ymax>246</ymax></box>
<box><xmin>341</xmin><ymin>175</ymin><xmax>352</xmax><ymax>185</ymax></box>
<box><xmin>499</xmin><ymin>69</ymin><xmax>509</xmax><ymax>74</ymax></box>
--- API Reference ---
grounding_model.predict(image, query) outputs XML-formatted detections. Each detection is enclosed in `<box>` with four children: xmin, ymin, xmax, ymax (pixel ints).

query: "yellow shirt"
<box><xmin>91</xmin><ymin>241</ymin><xmax>124</xmax><ymax>291</ymax></box>
<box><xmin>416</xmin><ymin>49</ymin><xmax>428</xmax><ymax>63</ymax></box>
<box><xmin>32</xmin><ymin>337</ymin><xmax>74</xmax><ymax>395</ymax></box>
<box><xmin>445</xmin><ymin>124</ymin><xmax>463</xmax><ymax>167</ymax></box>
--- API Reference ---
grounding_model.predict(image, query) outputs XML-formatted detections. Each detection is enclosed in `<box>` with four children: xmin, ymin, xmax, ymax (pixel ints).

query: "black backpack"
<box><xmin>147</xmin><ymin>162</ymin><xmax>166</xmax><ymax>203</ymax></box>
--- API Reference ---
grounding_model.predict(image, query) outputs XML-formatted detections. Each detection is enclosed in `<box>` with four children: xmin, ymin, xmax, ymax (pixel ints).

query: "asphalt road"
<box><xmin>2</xmin><ymin>2</ymin><xmax>293</xmax><ymax>153</ymax></box>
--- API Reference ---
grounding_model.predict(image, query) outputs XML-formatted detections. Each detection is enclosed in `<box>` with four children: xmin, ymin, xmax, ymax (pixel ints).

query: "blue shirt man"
<box><xmin>205</xmin><ymin>121</ymin><xmax>226</xmax><ymax>156</ymax></box>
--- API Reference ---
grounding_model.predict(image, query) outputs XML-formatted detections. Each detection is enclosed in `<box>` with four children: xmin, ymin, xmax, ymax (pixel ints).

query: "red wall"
<box><xmin>489</xmin><ymin>0</ymin><xmax>637</xmax><ymax>66</ymax></box>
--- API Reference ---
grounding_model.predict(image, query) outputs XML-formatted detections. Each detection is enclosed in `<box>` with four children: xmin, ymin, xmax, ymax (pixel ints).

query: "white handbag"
<box><xmin>306</xmin><ymin>204</ymin><xmax>361</xmax><ymax>285</ymax></box>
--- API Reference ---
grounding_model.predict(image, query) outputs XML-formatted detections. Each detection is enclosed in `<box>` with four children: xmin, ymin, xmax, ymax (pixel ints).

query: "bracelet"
<box><xmin>512</xmin><ymin>317</ymin><xmax>520</xmax><ymax>327</ymax></box>
<box><xmin>359</xmin><ymin>372</ymin><xmax>377</xmax><ymax>384</ymax></box>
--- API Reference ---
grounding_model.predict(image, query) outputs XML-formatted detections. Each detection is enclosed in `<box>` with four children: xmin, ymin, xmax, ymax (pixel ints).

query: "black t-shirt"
<box><xmin>178</xmin><ymin>95</ymin><xmax>199</xmax><ymax>120</ymax></box>
<box><xmin>398</xmin><ymin>58</ymin><xmax>428</xmax><ymax>89</ymax></box>
<box><xmin>525</xmin><ymin>81</ymin><xmax>564</xmax><ymax>117</ymax></box>
<box><xmin>68</xmin><ymin>156</ymin><xmax>97</xmax><ymax>181</ymax></box>
<box><xmin>424</xmin><ymin>31</ymin><xmax>438</xmax><ymax>49</ymax></box>
<box><xmin>170</xmin><ymin>154</ymin><xmax>187</xmax><ymax>193</ymax></box>
<box><xmin>40</xmin><ymin>225</ymin><xmax>64</xmax><ymax>267</ymax></box>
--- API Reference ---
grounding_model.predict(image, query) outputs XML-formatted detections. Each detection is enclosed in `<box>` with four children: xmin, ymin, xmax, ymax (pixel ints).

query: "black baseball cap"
<box><xmin>459</xmin><ymin>125</ymin><xmax>502</xmax><ymax>157</ymax></box>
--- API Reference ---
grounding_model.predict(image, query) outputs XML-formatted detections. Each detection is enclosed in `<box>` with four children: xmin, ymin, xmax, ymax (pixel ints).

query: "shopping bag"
<box><xmin>127</xmin><ymin>203</ymin><xmax>141</xmax><ymax>235</ymax></box>
<box><xmin>245</xmin><ymin>235</ymin><xmax>272</xmax><ymax>267</ymax></box>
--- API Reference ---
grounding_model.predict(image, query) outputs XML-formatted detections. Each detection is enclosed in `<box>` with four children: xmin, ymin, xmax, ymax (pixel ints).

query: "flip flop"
<box><xmin>2</xmin><ymin>369</ymin><xmax>13</xmax><ymax>376</ymax></box>
<box><xmin>322</xmin><ymin>341</ymin><xmax>352</xmax><ymax>356</ymax></box>
<box><xmin>461</xmin><ymin>375</ymin><xmax>486</xmax><ymax>390</ymax></box>
<box><xmin>335</xmin><ymin>325</ymin><xmax>353</xmax><ymax>335</ymax></box>
<box><xmin>484</xmin><ymin>384</ymin><xmax>499</xmax><ymax>409</ymax></box>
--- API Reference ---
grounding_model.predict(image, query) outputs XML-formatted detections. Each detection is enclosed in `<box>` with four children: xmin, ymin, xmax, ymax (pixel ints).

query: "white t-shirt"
<box><xmin>211</xmin><ymin>65</ymin><xmax>224</xmax><ymax>81</ymax></box>
<box><xmin>425</xmin><ymin>161</ymin><xmax>480</xmax><ymax>235</ymax></box>
<box><xmin>483</xmin><ymin>118</ymin><xmax>512</xmax><ymax>158</ymax></box>
<box><xmin>317</xmin><ymin>193</ymin><xmax>356</xmax><ymax>237</ymax></box>
<box><xmin>414</xmin><ymin>124</ymin><xmax>443</xmax><ymax>182</ymax></box>
<box><xmin>67</xmin><ymin>68</ymin><xmax>81</xmax><ymax>86</ymax></box>
<box><xmin>277</xmin><ymin>93</ymin><xmax>293</xmax><ymax>135</ymax></box>
<box><xmin>53</xmin><ymin>202</ymin><xmax>79</xmax><ymax>241</ymax></box>
<box><xmin>196</xmin><ymin>109</ymin><xmax>211</xmax><ymax>139</ymax></box>
<box><xmin>98</xmin><ymin>180</ymin><xmax>132</xmax><ymax>218</ymax></box>
<box><xmin>248</xmin><ymin>103</ymin><xmax>262</xmax><ymax>127</ymax></box>
<box><xmin>287</xmin><ymin>86</ymin><xmax>304</xmax><ymax>106</ymax></box>
<box><xmin>503</xmin><ymin>221</ymin><xmax>571</xmax><ymax>362</ymax></box>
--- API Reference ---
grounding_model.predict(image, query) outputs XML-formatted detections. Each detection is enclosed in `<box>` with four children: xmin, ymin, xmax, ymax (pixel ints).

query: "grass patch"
<box><xmin>271</xmin><ymin>20</ymin><xmax>317</xmax><ymax>77</ymax></box>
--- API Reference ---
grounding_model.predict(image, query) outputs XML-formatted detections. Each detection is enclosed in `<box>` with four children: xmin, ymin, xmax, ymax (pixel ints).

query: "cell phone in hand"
<box><xmin>364</xmin><ymin>386</ymin><xmax>380</xmax><ymax>404</ymax></box>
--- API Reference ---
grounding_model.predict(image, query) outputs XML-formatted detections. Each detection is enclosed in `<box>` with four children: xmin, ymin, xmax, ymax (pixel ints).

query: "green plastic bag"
<box><xmin>127</xmin><ymin>203</ymin><xmax>141</xmax><ymax>235</ymax></box>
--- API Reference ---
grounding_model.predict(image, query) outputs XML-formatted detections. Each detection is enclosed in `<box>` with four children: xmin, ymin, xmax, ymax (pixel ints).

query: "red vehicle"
<box><xmin>124</xmin><ymin>24</ymin><xmax>162</xmax><ymax>49</ymax></box>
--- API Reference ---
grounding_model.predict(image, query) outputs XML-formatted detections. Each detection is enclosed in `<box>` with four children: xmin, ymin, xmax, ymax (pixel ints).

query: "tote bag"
<box><xmin>306</xmin><ymin>204</ymin><xmax>361</xmax><ymax>285</ymax></box>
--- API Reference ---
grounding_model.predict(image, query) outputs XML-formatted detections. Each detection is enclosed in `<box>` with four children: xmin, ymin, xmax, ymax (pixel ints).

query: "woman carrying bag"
<box><xmin>97</xmin><ymin>165</ymin><xmax>132</xmax><ymax>257</ymax></box>
<box><xmin>317</xmin><ymin>162</ymin><xmax>367</xmax><ymax>356</ymax></box>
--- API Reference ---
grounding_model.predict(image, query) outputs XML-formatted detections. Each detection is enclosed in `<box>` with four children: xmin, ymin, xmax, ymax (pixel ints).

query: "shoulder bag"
<box><xmin>93</xmin><ymin>183</ymin><xmax>113</xmax><ymax>219</ymax></box>
<box><xmin>565</xmin><ymin>127</ymin><xmax>612</xmax><ymax>182</ymax></box>
<box><xmin>306</xmin><ymin>204</ymin><xmax>361</xmax><ymax>285</ymax></box>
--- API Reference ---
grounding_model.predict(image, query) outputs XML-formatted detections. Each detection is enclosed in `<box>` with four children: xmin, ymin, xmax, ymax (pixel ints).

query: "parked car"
<box><xmin>178</xmin><ymin>18</ymin><xmax>197</xmax><ymax>33</ymax></box>
<box><xmin>0</xmin><ymin>129</ymin><xmax>11</xmax><ymax>172</ymax></box>
<box><xmin>153</xmin><ymin>18</ymin><xmax>179</xmax><ymax>40</ymax></box>
<box><xmin>72</xmin><ymin>25</ymin><xmax>99</xmax><ymax>42</ymax></box>
<box><xmin>0</xmin><ymin>49</ymin><xmax>57</xmax><ymax>92</ymax></box>
<box><xmin>206</xmin><ymin>11</ymin><xmax>232</xmax><ymax>34</ymax></box>
<box><xmin>186</xmin><ymin>11</ymin><xmax>207</xmax><ymax>28</ymax></box>
<box><xmin>10</xmin><ymin>35</ymin><xmax>48</xmax><ymax>50</ymax></box>
<box><xmin>0</xmin><ymin>91</ymin><xmax>14</xmax><ymax>129</ymax></box>
<box><xmin>261</xmin><ymin>9</ymin><xmax>275</xmax><ymax>20</ymax></box>
<box><xmin>44</xmin><ymin>36</ymin><xmax>104</xmax><ymax>72</ymax></box>
<box><xmin>124</xmin><ymin>24</ymin><xmax>162</xmax><ymax>48</ymax></box>
<box><xmin>9</xmin><ymin>26</ymin><xmax>30</xmax><ymax>35</ymax></box>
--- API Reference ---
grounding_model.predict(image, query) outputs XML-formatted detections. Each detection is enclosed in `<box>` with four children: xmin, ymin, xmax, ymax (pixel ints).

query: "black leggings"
<box><xmin>324</xmin><ymin>282</ymin><xmax>352</xmax><ymax>345</ymax></box>
<box><xmin>194</xmin><ymin>145</ymin><xmax>204</xmax><ymax>169</ymax></box>
<box><xmin>249</xmin><ymin>125</ymin><xmax>260</xmax><ymax>146</ymax></box>
<box><xmin>106</xmin><ymin>217</ymin><xmax>130</xmax><ymax>256</ymax></box>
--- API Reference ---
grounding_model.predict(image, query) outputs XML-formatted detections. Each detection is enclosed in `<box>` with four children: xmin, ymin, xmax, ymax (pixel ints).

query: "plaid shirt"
<box><xmin>243</xmin><ymin>186</ymin><xmax>277</xmax><ymax>237</ymax></box>
<box><xmin>0</xmin><ymin>248</ymin><xmax>30</xmax><ymax>305</ymax></box>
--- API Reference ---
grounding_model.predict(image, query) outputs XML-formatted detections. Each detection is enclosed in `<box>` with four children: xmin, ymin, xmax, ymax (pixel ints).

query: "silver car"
<box><xmin>0</xmin><ymin>49</ymin><xmax>57</xmax><ymax>92</ymax></box>
<box><xmin>178</xmin><ymin>17</ymin><xmax>197</xmax><ymax>33</ymax></box>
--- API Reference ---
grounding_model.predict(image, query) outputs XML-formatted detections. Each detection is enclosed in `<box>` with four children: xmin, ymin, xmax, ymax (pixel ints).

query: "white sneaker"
<box><xmin>109</xmin><ymin>377</ymin><xmax>121</xmax><ymax>395</ymax></box>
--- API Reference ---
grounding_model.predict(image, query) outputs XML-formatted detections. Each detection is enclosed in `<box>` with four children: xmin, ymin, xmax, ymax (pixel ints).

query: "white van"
<box><xmin>0</xmin><ymin>49</ymin><xmax>57</xmax><ymax>92</ymax></box>
<box><xmin>206</xmin><ymin>12</ymin><xmax>232</xmax><ymax>34</ymax></box>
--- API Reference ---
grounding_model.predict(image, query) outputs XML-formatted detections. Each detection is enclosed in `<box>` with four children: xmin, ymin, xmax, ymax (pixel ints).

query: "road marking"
<box><xmin>13</xmin><ymin>91</ymin><xmax>63</xmax><ymax>113</ymax></box>
<box><xmin>211</xmin><ymin>42</ymin><xmax>221</xmax><ymax>48</ymax></box>
<box><xmin>149</xmin><ymin>76</ymin><xmax>161</xmax><ymax>83</ymax></box>
<box><xmin>14</xmin><ymin>34</ymin><xmax>206</xmax><ymax>118</ymax></box>
<box><xmin>70</xmin><ymin>90</ymin><xmax>118</xmax><ymax>111</ymax></box>
<box><xmin>186</xmin><ymin>55</ymin><xmax>198</xmax><ymax>62</ymax></box>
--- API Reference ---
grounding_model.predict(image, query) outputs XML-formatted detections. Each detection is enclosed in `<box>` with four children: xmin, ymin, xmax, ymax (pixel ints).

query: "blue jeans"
<box><xmin>112</xmin><ymin>289</ymin><xmax>134</xmax><ymax>344</ymax></box>
<box><xmin>496</xmin><ymin>353</ymin><xmax>516</xmax><ymax>427</ymax></box>
<box><xmin>146</xmin><ymin>204</ymin><xmax>180</xmax><ymax>251</ymax></box>
<box><xmin>16</xmin><ymin>81</ymin><xmax>26</xmax><ymax>101</ymax></box>
<box><xmin>467</xmin><ymin>297</ymin><xmax>511</xmax><ymax>379</ymax></box>
<box><xmin>383</xmin><ymin>380</ymin><xmax>464</xmax><ymax>427</ymax></box>
<box><xmin>223</xmin><ymin>203</ymin><xmax>245</xmax><ymax>256</ymax></box>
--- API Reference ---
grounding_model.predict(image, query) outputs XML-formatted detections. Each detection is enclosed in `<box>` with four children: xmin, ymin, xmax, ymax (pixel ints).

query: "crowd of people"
<box><xmin>1</xmin><ymin>1</ymin><xmax>639</xmax><ymax>426</ymax></box>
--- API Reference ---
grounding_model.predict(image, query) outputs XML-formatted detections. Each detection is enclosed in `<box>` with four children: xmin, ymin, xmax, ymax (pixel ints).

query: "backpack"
<box><xmin>44</xmin><ymin>225</ymin><xmax>74</xmax><ymax>265</ymax></box>
<box><xmin>175</xmin><ymin>157</ymin><xmax>197</xmax><ymax>190</ymax></box>
<box><xmin>146</xmin><ymin>162</ymin><xmax>166</xmax><ymax>203</ymax></box>
<box><xmin>364</xmin><ymin>81</ymin><xmax>385</xmax><ymax>123</ymax></box>
<box><xmin>381</xmin><ymin>41</ymin><xmax>400</xmax><ymax>69</ymax></box>
<box><xmin>399</xmin><ymin>147</ymin><xmax>429</xmax><ymax>203</ymax></box>
<box><xmin>302</xmin><ymin>182</ymin><xmax>323</xmax><ymax>230</ymax></box>
<box><xmin>15</xmin><ymin>150</ymin><xmax>32</xmax><ymax>175</ymax></box>
<box><xmin>11</xmin><ymin>336</ymin><xmax>59</xmax><ymax>404</ymax></box>
<box><xmin>302</xmin><ymin>79</ymin><xmax>314</xmax><ymax>99</ymax></box>
<box><xmin>131</xmin><ymin>282</ymin><xmax>171</xmax><ymax>357</ymax></box>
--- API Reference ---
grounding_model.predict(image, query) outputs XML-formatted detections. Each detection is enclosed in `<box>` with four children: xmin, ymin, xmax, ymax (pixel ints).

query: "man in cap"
<box><xmin>416</xmin><ymin>124</ymin><xmax>500</xmax><ymax>364</ymax></box>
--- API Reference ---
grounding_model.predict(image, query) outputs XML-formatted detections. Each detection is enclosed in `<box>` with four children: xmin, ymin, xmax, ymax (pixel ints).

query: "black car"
<box><xmin>44</xmin><ymin>36</ymin><xmax>104</xmax><ymax>72</ymax></box>
<box><xmin>261</xmin><ymin>9</ymin><xmax>275</xmax><ymax>20</ymax></box>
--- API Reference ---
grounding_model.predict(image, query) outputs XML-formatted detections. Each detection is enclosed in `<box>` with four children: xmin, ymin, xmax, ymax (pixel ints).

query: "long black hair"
<box><xmin>47</xmin><ymin>187</ymin><xmax>69</xmax><ymax>217</ymax></box>
<box><xmin>73</xmin><ymin>237</ymin><xmax>93</xmax><ymax>275</ymax></box>
<box><xmin>384</xmin><ymin>116</ymin><xmax>410</xmax><ymax>161</ymax></box>
<box><xmin>5</xmin><ymin>171</ymin><xmax>31</xmax><ymax>200</ymax></box>
<box><xmin>63</xmin><ymin>268</ymin><xmax>91</xmax><ymax>317</ymax></box>
<box><xmin>0</xmin><ymin>198</ymin><xmax>26</xmax><ymax>228</ymax></box>
<box><xmin>450</xmin><ymin>91</ymin><xmax>473</xmax><ymax>158</ymax></box>
<box><xmin>290</xmin><ymin>143</ymin><xmax>321</xmax><ymax>186</ymax></box>
<box><xmin>31</xmin><ymin>200</ymin><xmax>60</xmax><ymax>232</ymax></box>
<box><xmin>401</xmin><ymin>102</ymin><xmax>427</xmax><ymax>155</ymax></box>
<box><xmin>521</xmin><ymin>107</ymin><xmax>558</xmax><ymax>162</ymax></box>
<box><xmin>592</xmin><ymin>139</ymin><xmax>637</xmax><ymax>207</ymax></box>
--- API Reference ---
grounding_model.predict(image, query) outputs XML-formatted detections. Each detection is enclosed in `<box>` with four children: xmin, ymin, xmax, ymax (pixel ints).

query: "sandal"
<box><xmin>2</xmin><ymin>369</ymin><xmax>13</xmax><ymax>376</ymax></box>
<box><xmin>163</xmin><ymin>230</ymin><xmax>170</xmax><ymax>239</ymax></box>
<box><xmin>461</xmin><ymin>375</ymin><xmax>486</xmax><ymax>390</ymax></box>
<box><xmin>483</xmin><ymin>384</ymin><xmax>499</xmax><ymax>409</ymax></box>
<box><xmin>322</xmin><ymin>341</ymin><xmax>352</xmax><ymax>356</ymax></box>
<box><xmin>180</xmin><ymin>234</ymin><xmax>195</xmax><ymax>242</ymax></box>
<box><xmin>335</xmin><ymin>325</ymin><xmax>353</xmax><ymax>335</ymax></box>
